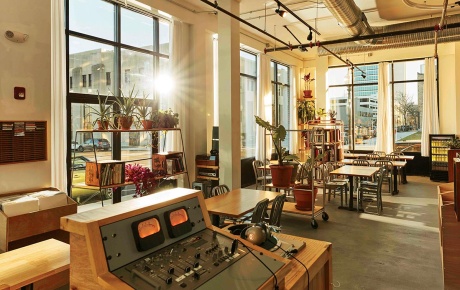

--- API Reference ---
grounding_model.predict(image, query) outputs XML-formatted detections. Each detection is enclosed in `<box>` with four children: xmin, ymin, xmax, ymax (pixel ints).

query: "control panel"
<box><xmin>61</xmin><ymin>188</ymin><xmax>287</xmax><ymax>290</ymax></box>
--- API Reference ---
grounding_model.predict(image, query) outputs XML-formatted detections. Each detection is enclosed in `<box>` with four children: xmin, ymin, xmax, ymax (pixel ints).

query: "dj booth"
<box><xmin>60</xmin><ymin>188</ymin><xmax>332</xmax><ymax>289</ymax></box>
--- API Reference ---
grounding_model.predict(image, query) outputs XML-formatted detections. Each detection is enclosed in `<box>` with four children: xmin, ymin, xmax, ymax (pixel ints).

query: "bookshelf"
<box><xmin>71</xmin><ymin>128</ymin><xmax>189</xmax><ymax>205</ymax></box>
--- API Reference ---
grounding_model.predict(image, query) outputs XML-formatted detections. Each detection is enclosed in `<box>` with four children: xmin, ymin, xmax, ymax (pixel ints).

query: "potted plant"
<box><xmin>315</xmin><ymin>108</ymin><xmax>326</xmax><ymax>122</ymax></box>
<box><xmin>297</xmin><ymin>100</ymin><xmax>315</xmax><ymax>124</ymax></box>
<box><xmin>152</xmin><ymin>108</ymin><xmax>179</xmax><ymax>129</ymax></box>
<box><xmin>136</xmin><ymin>93</ymin><xmax>155</xmax><ymax>129</ymax></box>
<box><xmin>114</xmin><ymin>86</ymin><xmax>139</xmax><ymax>130</ymax></box>
<box><xmin>125</xmin><ymin>163</ymin><xmax>160</xmax><ymax>197</ymax></box>
<box><xmin>302</xmin><ymin>73</ymin><xmax>315</xmax><ymax>98</ymax></box>
<box><xmin>328</xmin><ymin>109</ymin><xmax>337</xmax><ymax>122</ymax></box>
<box><xmin>85</xmin><ymin>93</ymin><xmax>113</xmax><ymax>130</ymax></box>
<box><xmin>293</xmin><ymin>153</ymin><xmax>324</xmax><ymax>211</ymax></box>
<box><xmin>445</xmin><ymin>137</ymin><xmax>460</xmax><ymax>149</ymax></box>
<box><xmin>255</xmin><ymin>116</ymin><xmax>299</xmax><ymax>187</ymax></box>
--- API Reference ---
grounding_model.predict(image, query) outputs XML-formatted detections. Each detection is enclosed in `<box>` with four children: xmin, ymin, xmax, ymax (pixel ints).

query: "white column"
<box><xmin>218</xmin><ymin>0</ymin><xmax>241</xmax><ymax>189</ymax></box>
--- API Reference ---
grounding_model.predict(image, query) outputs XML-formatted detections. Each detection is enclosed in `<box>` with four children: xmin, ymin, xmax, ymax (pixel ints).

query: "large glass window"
<box><xmin>393</xmin><ymin>59</ymin><xmax>425</xmax><ymax>152</ymax></box>
<box><xmin>67</xmin><ymin>0</ymin><xmax>170</xmax><ymax>204</ymax></box>
<box><xmin>271</xmin><ymin>62</ymin><xmax>291</xmax><ymax>151</ymax></box>
<box><xmin>240</xmin><ymin>50</ymin><xmax>257</xmax><ymax>158</ymax></box>
<box><xmin>327</xmin><ymin>58</ymin><xmax>431</xmax><ymax>152</ymax></box>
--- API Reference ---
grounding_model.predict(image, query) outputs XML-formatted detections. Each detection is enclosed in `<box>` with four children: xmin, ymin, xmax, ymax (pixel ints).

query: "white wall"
<box><xmin>0</xmin><ymin>0</ymin><xmax>51</xmax><ymax>193</ymax></box>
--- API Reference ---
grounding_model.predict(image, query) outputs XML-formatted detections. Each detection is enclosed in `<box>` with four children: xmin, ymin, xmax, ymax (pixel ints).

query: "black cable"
<box><xmin>265</xmin><ymin>238</ymin><xmax>310</xmax><ymax>290</ymax></box>
<box><xmin>236</xmin><ymin>239</ymin><xmax>279</xmax><ymax>290</ymax></box>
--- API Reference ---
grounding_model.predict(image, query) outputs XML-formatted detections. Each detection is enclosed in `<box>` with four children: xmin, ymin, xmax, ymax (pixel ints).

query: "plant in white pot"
<box><xmin>255</xmin><ymin>116</ymin><xmax>299</xmax><ymax>187</ymax></box>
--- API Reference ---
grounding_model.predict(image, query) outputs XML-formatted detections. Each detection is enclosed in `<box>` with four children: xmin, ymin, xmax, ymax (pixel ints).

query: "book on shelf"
<box><xmin>85</xmin><ymin>160</ymin><xmax>126</xmax><ymax>186</ymax></box>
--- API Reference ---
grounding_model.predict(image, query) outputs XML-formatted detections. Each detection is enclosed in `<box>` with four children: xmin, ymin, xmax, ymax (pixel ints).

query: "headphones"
<box><xmin>241</xmin><ymin>222</ymin><xmax>271</xmax><ymax>246</ymax></box>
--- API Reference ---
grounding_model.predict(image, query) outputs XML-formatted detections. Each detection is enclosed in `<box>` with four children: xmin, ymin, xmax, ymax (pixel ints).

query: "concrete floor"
<box><xmin>275</xmin><ymin>175</ymin><xmax>443</xmax><ymax>290</ymax></box>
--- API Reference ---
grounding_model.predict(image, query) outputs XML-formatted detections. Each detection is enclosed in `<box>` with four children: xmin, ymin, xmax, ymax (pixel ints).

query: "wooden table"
<box><xmin>330</xmin><ymin>165</ymin><xmax>379</xmax><ymax>211</ymax></box>
<box><xmin>340</xmin><ymin>159</ymin><xmax>406</xmax><ymax>194</ymax></box>
<box><xmin>0</xmin><ymin>239</ymin><xmax>69</xmax><ymax>289</ymax></box>
<box><xmin>205</xmin><ymin>188</ymin><xmax>280</xmax><ymax>226</ymax></box>
<box><xmin>274</xmin><ymin>233</ymin><xmax>332</xmax><ymax>290</ymax></box>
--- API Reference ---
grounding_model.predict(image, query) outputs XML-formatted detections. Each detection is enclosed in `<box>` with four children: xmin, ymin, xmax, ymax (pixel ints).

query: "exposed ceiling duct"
<box><xmin>322</xmin><ymin>0</ymin><xmax>375</xmax><ymax>45</ymax></box>
<box><xmin>314</xmin><ymin>0</ymin><xmax>460</xmax><ymax>56</ymax></box>
<box><xmin>317</xmin><ymin>14</ymin><xmax>460</xmax><ymax>55</ymax></box>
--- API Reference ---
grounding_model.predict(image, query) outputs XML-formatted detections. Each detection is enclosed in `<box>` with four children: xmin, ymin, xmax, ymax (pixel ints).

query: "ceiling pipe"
<box><xmin>434</xmin><ymin>0</ymin><xmax>449</xmax><ymax>58</ymax></box>
<box><xmin>199</xmin><ymin>0</ymin><xmax>291</xmax><ymax>47</ymax></box>
<box><xmin>275</xmin><ymin>0</ymin><xmax>321</xmax><ymax>35</ymax></box>
<box><xmin>402</xmin><ymin>0</ymin><xmax>457</xmax><ymax>10</ymax></box>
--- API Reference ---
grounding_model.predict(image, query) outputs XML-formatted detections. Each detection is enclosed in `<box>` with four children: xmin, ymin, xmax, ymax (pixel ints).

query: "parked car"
<box><xmin>78</xmin><ymin>138</ymin><xmax>111</xmax><ymax>152</ymax></box>
<box><xmin>71</xmin><ymin>156</ymin><xmax>90</xmax><ymax>170</ymax></box>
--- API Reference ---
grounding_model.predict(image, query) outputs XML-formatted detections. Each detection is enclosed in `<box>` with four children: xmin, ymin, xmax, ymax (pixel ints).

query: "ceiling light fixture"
<box><xmin>275</xmin><ymin>1</ymin><xmax>287</xmax><ymax>17</ymax></box>
<box><xmin>362</xmin><ymin>74</ymin><xmax>366</xmax><ymax>79</ymax></box>
<box><xmin>307</xmin><ymin>28</ymin><xmax>313</xmax><ymax>41</ymax></box>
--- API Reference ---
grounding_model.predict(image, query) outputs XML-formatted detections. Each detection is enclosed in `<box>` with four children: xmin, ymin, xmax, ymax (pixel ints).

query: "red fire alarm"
<box><xmin>14</xmin><ymin>87</ymin><xmax>26</xmax><ymax>100</ymax></box>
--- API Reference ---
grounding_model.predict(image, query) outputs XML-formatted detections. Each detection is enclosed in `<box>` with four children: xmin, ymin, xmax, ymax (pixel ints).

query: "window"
<box><xmin>327</xmin><ymin>58</ymin><xmax>432</xmax><ymax>152</ymax></box>
<box><xmin>240</xmin><ymin>50</ymin><xmax>257</xmax><ymax>158</ymax></box>
<box><xmin>392</xmin><ymin>59</ymin><xmax>425</xmax><ymax>152</ymax></box>
<box><xmin>67</xmin><ymin>0</ymin><xmax>171</xmax><ymax>204</ymax></box>
<box><xmin>271</xmin><ymin>62</ymin><xmax>291</xmax><ymax>150</ymax></box>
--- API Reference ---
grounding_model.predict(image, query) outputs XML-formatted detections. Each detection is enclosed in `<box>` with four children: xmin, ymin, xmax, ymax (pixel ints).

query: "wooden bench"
<box><xmin>0</xmin><ymin>239</ymin><xmax>69</xmax><ymax>289</ymax></box>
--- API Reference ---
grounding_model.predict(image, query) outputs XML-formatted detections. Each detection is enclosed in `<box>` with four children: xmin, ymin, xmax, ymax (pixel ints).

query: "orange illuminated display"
<box><xmin>169</xmin><ymin>209</ymin><xmax>188</xmax><ymax>226</ymax></box>
<box><xmin>137</xmin><ymin>217</ymin><xmax>161</xmax><ymax>238</ymax></box>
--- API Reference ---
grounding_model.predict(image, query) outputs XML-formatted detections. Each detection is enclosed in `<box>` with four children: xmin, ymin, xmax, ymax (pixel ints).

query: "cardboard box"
<box><xmin>85</xmin><ymin>160</ymin><xmax>125</xmax><ymax>186</ymax></box>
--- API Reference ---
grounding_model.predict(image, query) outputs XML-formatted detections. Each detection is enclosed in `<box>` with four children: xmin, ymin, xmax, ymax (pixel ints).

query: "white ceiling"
<box><xmin>182</xmin><ymin>0</ymin><xmax>460</xmax><ymax>59</ymax></box>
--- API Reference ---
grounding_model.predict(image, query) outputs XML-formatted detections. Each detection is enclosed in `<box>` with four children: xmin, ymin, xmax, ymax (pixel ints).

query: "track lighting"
<box><xmin>275</xmin><ymin>1</ymin><xmax>287</xmax><ymax>17</ymax></box>
<box><xmin>362</xmin><ymin>74</ymin><xmax>366</xmax><ymax>79</ymax></box>
<box><xmin>307</xmin><ymin>28</ymin><xmax>313</xmax><ymax>41</ymax></box>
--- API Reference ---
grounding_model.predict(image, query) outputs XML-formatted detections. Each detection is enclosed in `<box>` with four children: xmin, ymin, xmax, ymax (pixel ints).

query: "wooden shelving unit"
<box><xmin>71</xmin><ymin>128</ymin><xmax>190</xmax><ymax>205</ymax></box>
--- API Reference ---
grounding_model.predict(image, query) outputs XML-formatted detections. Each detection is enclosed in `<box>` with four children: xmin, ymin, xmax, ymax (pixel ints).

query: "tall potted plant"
<box><xmin>255</xmin><ymin>116</ymin><xmax>299</xmax><ymax>187</ymax></box>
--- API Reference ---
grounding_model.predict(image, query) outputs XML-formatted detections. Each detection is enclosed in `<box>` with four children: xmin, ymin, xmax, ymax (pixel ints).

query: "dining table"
<box><xmin>204</xmin><ymin>188</ymin><xmax>281</xmax><ymax>226</ymax></box>
<box><xmin>340</xmin><ymin>159</ymin><xmax>406</xmax><ymax>194</ymax></box>
<box><xmin>329</xmin><ymin>165</ymin><xmax>380</xmax><ymax>211</ymax></box>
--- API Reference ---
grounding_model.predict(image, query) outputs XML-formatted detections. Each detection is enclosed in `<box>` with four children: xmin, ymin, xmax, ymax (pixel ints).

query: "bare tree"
<box><xmin>395</xmin><ymin>92</ymin><xmax>418</xmax><ymax>128</ymax></box>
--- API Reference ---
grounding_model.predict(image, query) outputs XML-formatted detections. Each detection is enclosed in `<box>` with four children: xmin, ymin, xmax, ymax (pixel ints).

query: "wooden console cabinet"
<box><xmin>0</xmin><ymin>187</ymin><xmax>76</xmax><ymax>252</ymax></box>
<box><xmin>438</xmin><ymin>181</ymin><xmax>460</xmax><ymax>289</ymax></box>
<box><xmin>447</xmin><ymin>149</ymin><xmax>460</xmax><ymax>182</ymax></box>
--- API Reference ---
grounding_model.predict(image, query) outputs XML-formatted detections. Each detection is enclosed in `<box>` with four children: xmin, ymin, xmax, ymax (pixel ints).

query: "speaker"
<box><xmin>4</xmin><ymin>30</ymin><xmax>29</xmax><ymax>43</ymax></box>
<box><xmin>192</xmin><ymin>180</ymin><xmax>212</xmax><ymax>198</ymax></box>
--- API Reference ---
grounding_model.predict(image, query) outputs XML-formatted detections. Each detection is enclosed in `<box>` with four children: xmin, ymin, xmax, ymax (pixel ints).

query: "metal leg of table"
<box><xmin>338</xmin><ymin>176</ymin><xmax>356</xmax><ymax>211</ymax></box>
<box><xmin>392</xmin><ymin>167</ymin><xmax>399</xmax><ymax>195</ymax></box>
<box><xmin>401</xmin><ymin>166</ymin><xmax>408</xmax><ymax>184</ymax></box>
